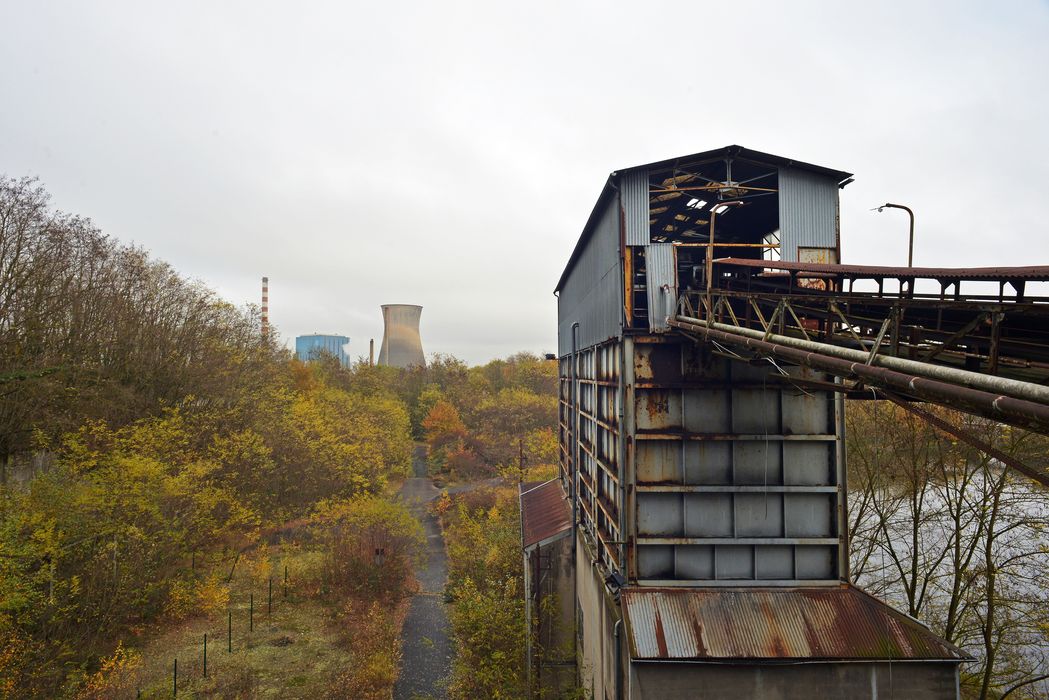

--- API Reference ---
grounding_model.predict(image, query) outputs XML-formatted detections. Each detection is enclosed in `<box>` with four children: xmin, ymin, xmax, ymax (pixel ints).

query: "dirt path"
<box><xmin>394</xmin><ymin>446</ymin><xmax>452</xmax><ymax>700</ymax></box>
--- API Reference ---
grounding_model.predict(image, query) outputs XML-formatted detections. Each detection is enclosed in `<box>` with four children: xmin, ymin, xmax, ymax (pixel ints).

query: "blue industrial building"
<box><xmin>295</xmin><ymin>334</ymin><xmax>351</xmax><ymax>367</ymax></box>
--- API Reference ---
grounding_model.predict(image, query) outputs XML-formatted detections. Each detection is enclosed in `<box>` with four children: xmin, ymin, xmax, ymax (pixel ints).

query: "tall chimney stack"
<box><xmin>369</xmin><ymin>338</ymin><xmax>375</xmax><ymax>367</ymax></box>
<box><xmin>261</xmin><ymin>276</ymin><xmax>269</xmax><ymax>340</ymax></box>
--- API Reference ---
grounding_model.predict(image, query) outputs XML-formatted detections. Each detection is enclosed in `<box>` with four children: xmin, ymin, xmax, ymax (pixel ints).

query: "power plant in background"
<box><xmin>295</xmin><ymin>334</ymin><xmax>351</xmax><ymax>367</ymax></box>
<box><xmin>378</xmin><ymin>304</ymin><xmax>425</xmax><ymax>368</ymax></box>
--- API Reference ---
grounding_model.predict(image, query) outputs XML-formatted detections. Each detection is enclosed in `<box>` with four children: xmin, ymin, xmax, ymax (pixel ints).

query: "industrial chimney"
<box><xmin>261</xmin><ymin>276</ymin><xmax>269</xmax><ymax>340</ymax></box>
<box><xmin>378</xmin><ymin>304</ymin><xmax>425</xmax><ymax>368</ymax></box>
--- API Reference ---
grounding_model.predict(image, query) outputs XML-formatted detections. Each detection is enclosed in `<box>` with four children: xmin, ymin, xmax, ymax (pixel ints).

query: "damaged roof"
<box><xmin>621</xmin><ymin>586</ymin><xmax>968</xmax><ymax>662</ymax></box>
<box><xmin>555</xmin><ymin>144</ymin><xmax>852</xmax><ymax>293</ymax></box>
<box><xmin>520</xmin><ymin>479</ymin><xmax>571</xmax><ymax>550</ymax></box>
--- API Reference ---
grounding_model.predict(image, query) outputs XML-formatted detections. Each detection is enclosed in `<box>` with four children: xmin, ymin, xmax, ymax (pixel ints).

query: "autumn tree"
<box><xmin>847</xmin><ymin>401</ymin><xmax>1049</xmax><ymax>699</ymax></box>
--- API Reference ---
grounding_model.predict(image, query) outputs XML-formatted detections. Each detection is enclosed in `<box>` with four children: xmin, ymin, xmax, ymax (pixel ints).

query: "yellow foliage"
<box><xmin>76</xmin><ymin>642</ymin><xmax>141</xmax><ymax>700</ymax></box>
<box><xmin>325</xmin><ymin>600</ymin><xmax>403</xmax><ymax>700</ymax></box>
<box><xmin>251</xmin><ymin>552</ymin><xmax>273</xmax><ymax>582</ymax></box>
<box><xmin>196</xmin><ymin>575</ymin><xmax>230</xmax><ymax>619</ymax></box>
<box><xmin>163</xmin><ymin>579</ymin><xmax>198</xmax><ymax>622</ymax></box>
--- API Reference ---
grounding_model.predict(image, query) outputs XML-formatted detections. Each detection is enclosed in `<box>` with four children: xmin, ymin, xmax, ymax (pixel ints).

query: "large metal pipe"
<box><xmin>676</xmin><ymin>314</ymin><xmax>1049</xmax><ymax>406</ymax></box>
<box><xmin>669</xmin><ymin>318</ymin><xmax>1049</xmax><ymax>434</ymax></box>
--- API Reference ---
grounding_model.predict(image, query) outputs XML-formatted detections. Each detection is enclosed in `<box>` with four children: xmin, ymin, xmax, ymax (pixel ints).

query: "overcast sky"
<box><xmin>2</xmin><ymin>2</ymin><xmax>1047</xmax><ymax>364</ymax></box>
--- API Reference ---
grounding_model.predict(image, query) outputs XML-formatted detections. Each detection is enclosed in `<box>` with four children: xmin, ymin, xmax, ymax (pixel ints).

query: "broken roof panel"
<box><xmin>621</xmin><ymin>586</ymin><xmax>968</xmax><ymax>662</ymax></box>
<box><xmin>520</xmin><ymin>479</ymin><xmax>571</xmax><ymax>549</ymax></box>
<box><xmin>555</xmin><ymin>145</ymin><xmax>851</xmax><ymax>293</ymax></box>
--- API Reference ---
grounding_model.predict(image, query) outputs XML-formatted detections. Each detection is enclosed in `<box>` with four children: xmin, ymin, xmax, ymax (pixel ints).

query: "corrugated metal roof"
<box><xmin>555</xmin><ymin>145</ymin><xmax>852</xmax><ymax>293</ymax></box>
<box><xmin>716</xmin><ymin>257</ymin><xmax>1049</xmax><ymax>282</ymax></box>
<box><xmin>520</xmin><ymin>479</ymin><xmax>571</xmax><ymax>549</ymax></box>
<box><xmin>621</xmin><ymin>587</ymin><xmax>968</xmax><ymax>662</ymax></box>
<box><xmin>618</xmin><ymin>144</ymin><xmax>853</xmax><ymax>183</ymax></box>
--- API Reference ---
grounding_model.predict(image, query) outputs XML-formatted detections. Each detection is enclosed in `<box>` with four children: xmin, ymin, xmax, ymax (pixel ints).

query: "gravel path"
<box><xmin>394</xmin><ymin>446</ymin><xmax>452</xmax><ymax>700</ymax></box>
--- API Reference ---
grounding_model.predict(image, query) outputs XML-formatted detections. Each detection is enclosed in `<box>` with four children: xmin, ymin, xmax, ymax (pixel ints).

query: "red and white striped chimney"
<box><xmin>261</xmin><ymin>276</ymin><xmax>269</xmax><ymax>340</ymax></box>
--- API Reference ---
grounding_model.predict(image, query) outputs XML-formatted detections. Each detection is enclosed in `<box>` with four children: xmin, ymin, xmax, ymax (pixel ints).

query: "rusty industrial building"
<box><xmin>522</xmin><ymin>145</ymin><xmax>1049</xmax><ymax>699</ymax></box>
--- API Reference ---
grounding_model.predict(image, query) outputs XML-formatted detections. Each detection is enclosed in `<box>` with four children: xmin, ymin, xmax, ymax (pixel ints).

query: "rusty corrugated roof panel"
<box><xmin>520</xmin><ymin>479</ymin><xmax>571</xmax><ymax>549</ymax></box>
<box><xmin>621</xmin><ymin>586</ymin><xmax>968</xmax><ymax>662</ymax></box>
<box><xmin>715</xmin><ymin>257</ymin><xmax>1049</xmax><ymax>282</ymax></box>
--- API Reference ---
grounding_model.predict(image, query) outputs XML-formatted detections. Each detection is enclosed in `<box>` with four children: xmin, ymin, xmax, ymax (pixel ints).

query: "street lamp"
<box><xmin>874</xmin><ymin>203</ymin><xmax>915</xmax><ymax>267</ymax></box>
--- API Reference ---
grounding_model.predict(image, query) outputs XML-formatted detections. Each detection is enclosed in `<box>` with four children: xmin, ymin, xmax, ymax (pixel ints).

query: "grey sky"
<box><xmin>2</xmin><ymin>1</ymin><xmax>1047</xmax><ymax>364</ymax></box>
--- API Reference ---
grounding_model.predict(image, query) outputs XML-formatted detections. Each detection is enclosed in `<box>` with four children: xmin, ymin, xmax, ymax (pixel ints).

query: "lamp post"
<box><xmin>875</xmin><ymin>203</ymin><xmax>915</xmax><ymax>267</ymax></box>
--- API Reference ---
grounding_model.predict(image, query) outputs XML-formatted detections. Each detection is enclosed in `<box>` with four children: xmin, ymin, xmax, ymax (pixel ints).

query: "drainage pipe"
<box><xmin>570</xmin><ymin>322</ymin><xmax>580</xmax><ymax>538</ymax></box>
<box><xmin>669</xmin><ymin>318</ymin><xmax>1049</xmax><ymax>434</ymax></box>
<box><xmin>676</xmin><ymin>315</ymin><xmax>1049</xmax><ymax>406</ymax></box>
<box><xmin>613</xmin><ymin>618</ymin><xmax>623</xmax><ymax>700</ymax></box>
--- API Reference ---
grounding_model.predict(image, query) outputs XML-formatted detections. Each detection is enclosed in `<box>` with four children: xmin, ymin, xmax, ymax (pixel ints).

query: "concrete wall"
<box><xmin>525</xmin><ymin>533</ymin><xmax>575</xmax><ymax>697</ymax></box>
<box><xmin>630</xmin><ymin>661</ymin><xmax>959</xmax><ymax>700</ymax></box>
<box><xmin>576</xmin><ymin>531</ymin><xmax>628</xmax><ymax>700</ymax></box>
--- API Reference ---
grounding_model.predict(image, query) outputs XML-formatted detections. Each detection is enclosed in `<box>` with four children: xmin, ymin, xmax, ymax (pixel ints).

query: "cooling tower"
<box><xmin>378</xmin><ymin>304</ymin><xmax>425</xmax><ymax>368</ymax></box>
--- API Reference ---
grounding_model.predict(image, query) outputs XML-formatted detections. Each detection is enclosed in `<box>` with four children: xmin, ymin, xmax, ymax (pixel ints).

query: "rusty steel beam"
<box><xmin>880</xmin><ymin>391</ymin><xmax>1049</xmax><ymax>488</ymax></box>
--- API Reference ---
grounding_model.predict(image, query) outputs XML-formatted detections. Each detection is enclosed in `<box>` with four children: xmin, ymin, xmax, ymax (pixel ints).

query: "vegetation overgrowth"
<box><xmin>0</xmin><ymin>177</ymin><xmax>424</xmax><ymax>697</ymax></box>
<box><xmin>437</xmin><ymin>485</ymin><xmax>528</xmax><ymax>699</ymax></box>
<box><xmin>848</xmin><ymin>402</ymin><xmax>1049</xmax><ymax>699</ymax></box>
<box><xmin>5</xmin><ymin>174</ymin><xmax>1047</xmax><ymax>700</ymax></box>
<box><xmin>0</xmin><ymin>174</ymin><xmax>570</xmax><ymax>697</ymax></box>
<box><xmin>415</xmin><ymin>353</ymin><xmax>558</xmax><ymax>481</ymax></box>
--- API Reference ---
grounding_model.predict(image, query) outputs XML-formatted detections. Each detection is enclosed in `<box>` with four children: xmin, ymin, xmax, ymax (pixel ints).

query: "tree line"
<box><xmin>5</xmin><ymin>174</ymin><xmax>1045</xmax><ymax>699</ymax></box>
<box><xmin>0</xmin><ymin>177</ymin><xmax>417</xmax><ymax>697</ymax></box>
<box><xmin>848</xmin><ymin>401</ymin><xmax>1049</xmax><ymax>699</ymax></box>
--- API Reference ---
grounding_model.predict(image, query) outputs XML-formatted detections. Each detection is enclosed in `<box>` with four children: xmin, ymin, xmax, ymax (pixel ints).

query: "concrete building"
<box><xmin>520</xmin><ymin>480</ymin><xmax>575</xmax><ymax>697</ymax></box>
<box><xmin>295</xmin><ymin>333</ymin><xmax>351</xmax><ymax>367</ymax></box>
<box><xmin>538</xmin><ymin>146</ymin><xmax>968</xmax><ymax>699</ymax></box>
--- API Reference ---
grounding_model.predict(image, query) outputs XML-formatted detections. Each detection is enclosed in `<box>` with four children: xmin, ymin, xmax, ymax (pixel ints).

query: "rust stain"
<box><xmin>689</xmin><ymin>617</ymin><xmax>708</xmax><ymax>657</ymax></box>
<box><xmin>622</xmin><ymin>587</ymin><xmax>966</xmax><ymax>661</ymax></box>
<box><xmin>643</xmin><ymin>391</ymin><xmax>670</xmax><ymax>419</ymax></box>
<box><xmin>634</xmin><ymin>350</ymin><xmax>653</xmax><ymax>380</ymax></box>
<box><xmin>653</xmin><ymin>606</ymin><xmax>669</xmax><ymax>657</ymax></box>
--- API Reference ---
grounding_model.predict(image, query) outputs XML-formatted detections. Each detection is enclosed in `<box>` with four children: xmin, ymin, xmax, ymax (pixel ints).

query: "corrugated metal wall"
<box><xmin>778</xmin><ymin>167</ymin><xmax>839</xmax><ymax>262</ymax></box>
<box><xmin>644</xmin><ymin>243</ymin><xmax>676</xmax><ymax>332</ymax></box>
<box><xmin>630</xmin><ymin>343</ymin><xmax>843</xmax><ymax>584</ymax></box>
<box><xmin>558</xmin><ymin>340</ymin><xmax>623</xmax><ymax>572</ymax></box>
<box><xmin>621</xmin><ymin>170</ymin><xmax>650</xmax><ymax>246</ymax></box>
<box><xmin>558</xmin><ymin>196</ymin><xmax>623</xmax><ymax>356</ymax></box>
